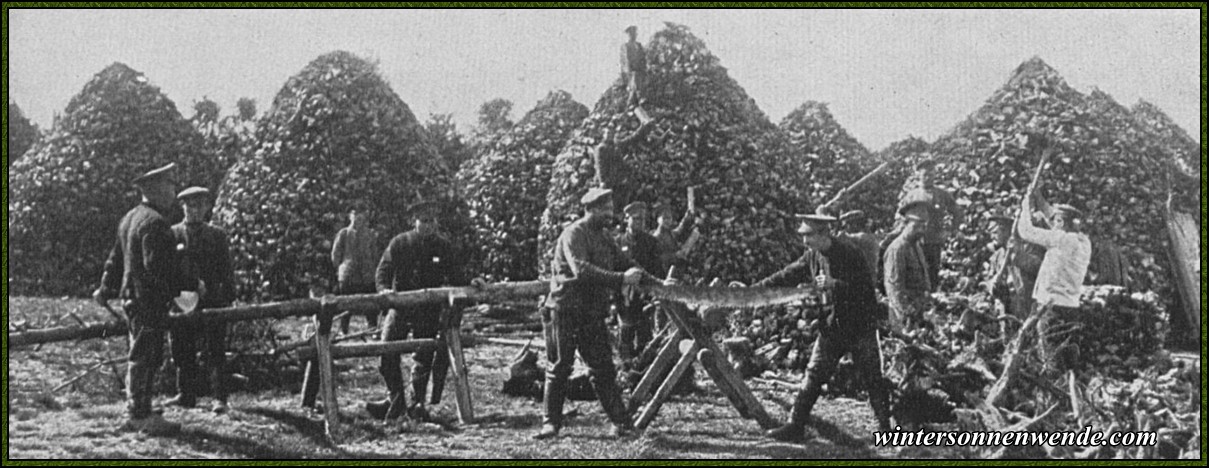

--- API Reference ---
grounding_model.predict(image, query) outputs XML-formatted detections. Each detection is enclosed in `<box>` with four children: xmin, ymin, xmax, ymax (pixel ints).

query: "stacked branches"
<box><xmin>9</xmin><ymin>63</ymin><xmax>219</xmax><ymax>296</ymax></box>
<box><xmin>458</xmin><ymin>90</ymin><xmax>589</xmax><ymax>281</ymax></box>
<box><xmin>214</xmin><ymin>51</ymin><xmax>451</xmax><ymax>301</ymax></box>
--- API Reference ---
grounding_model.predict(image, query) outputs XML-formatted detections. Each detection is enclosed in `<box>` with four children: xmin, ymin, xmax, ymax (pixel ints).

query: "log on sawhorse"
<box><xmin>628</xmin><ymin>301</ymin><xmax>777</xmax><ymax>430</ymax></box>
<box><xmin>296</xmin><ymin>303</ymin><xmax>475</xmax><ymax>440</ymax></box>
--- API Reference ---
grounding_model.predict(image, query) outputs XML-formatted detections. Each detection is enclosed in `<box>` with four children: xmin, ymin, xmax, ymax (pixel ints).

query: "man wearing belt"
<box><xmin>166</xmin><ymin>186</ymin><xmax>236</xmax><ymax>414</ymax></box>
<box><xmin>94</xmin><ymin>163</ymin><xmax>197</xmax><ymax>436</ymax></box>
<box><xmin>535</xmin><ymin>188</ymin><xmax>659</xmax><ymax>440</ymax></box>
<box><xmin>367</xmin><ymin>200</ymin><xmax>480</xmax><ymax>421</ymax></box>
<box><xmin>754</xmin><ymin>213</ymin><xmax>892</xmax><ymax>442</ymax></box>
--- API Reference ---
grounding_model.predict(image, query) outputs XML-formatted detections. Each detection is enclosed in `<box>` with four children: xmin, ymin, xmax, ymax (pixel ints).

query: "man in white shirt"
<box><xmin>1017</xmin><ymin>186</ymin><xmax>1091</xmax><ymax>370</ymax></box>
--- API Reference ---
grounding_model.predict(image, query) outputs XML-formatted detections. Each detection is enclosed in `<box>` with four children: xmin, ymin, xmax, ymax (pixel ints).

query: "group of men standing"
<box><xmin>93</xmin><ymin>163</ymin><xmax>235</xmax><ymax>435</ymax></box>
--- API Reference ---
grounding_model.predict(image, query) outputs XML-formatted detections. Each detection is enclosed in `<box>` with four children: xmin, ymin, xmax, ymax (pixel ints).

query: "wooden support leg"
<box><xmin>634</xmin><ymin>340</ymin><xmax>700</xmax><ymax>429</ymax></box>
<box><xmin>663</xmin><ymin>301</ymin><xmax>776</xmax><ymax>429</ymax></box>
<box><xmin>314</xmin><ymin>304</ymin><xmax>339</xmax><ymax>441</ymax></box>
<box><xmin>300</xmin><ymin>359</ymin><xmax>319</xmax><ymax>408</ymax></box>
<box><xmin>443</xmin><ymin>304</ymin><xmax>474</xmax><ymax>424</ymax></box>
<box><xmin>628</xmin><ymin>328</ymin><xmax>687</xmax><ymax>413</ymax></box>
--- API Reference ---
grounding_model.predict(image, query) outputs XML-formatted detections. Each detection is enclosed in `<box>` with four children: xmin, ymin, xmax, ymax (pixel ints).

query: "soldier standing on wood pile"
<box><xmin>1018</xmin><ymin>184</ymin><xmax>1091</xmax><ymax>372</ymax></box>
<box><xmin>743</xmin><ymin>213</ymin><xmax>892</xmax><ymax>442</ymax></box>
<box><xmin>535</xmin><ymin>188</ymin><xmax>665</xmax><ymax>440</ymax></box>
<box><xmin>331</xmin><ymin>207</ymin><xmax>381</xmax><ymax>335</ymax></box>
<box><xmin>883</xmin><ymin>202</ymin><xmax>934</xmax><ymax>336</ymax></box>
<box><xmin>94</xmin><ymin>163</ymin><xmax>198</xmax><ymax>436</ymax></box>
<box><xmin>165</xmin><ymin>187</ymin><xmax>236</xmax><ymax>415</ymax></box>
<box><xmin>367</xmin><ymin>200</ymin><xmax>485</xmax><ymax>421</ymax></box>
<box><xmin>621</xmin><ymin>25</ymin><xmax>652</xmax><ymax>123</ymax></box>
<box><xmin>893</xmin><ymin>159</ymin><xmax>964</xmax><ymax>288</ymax></box>
<box><xmin>615</xmin><ymin>201</ymin><xmax>663</xmax><ymax>364</ymax></box>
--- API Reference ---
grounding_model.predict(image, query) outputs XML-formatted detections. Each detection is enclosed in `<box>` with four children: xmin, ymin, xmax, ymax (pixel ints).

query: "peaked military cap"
<box><xmin>623</xmin><ymin>201</ymin><xmax>648</xmax><ymax>216</ymax></box>
<box><xmin>177</xmin><ymin>186</ymin><xmax>213</xmax><ymax>202</ymax></box>
<box><xmin>580</xmin><ymin>188</ymin><xmax>613</xmax><ymax>207</ymax></box>
<box><xmin>133</xmin><ymin>163</ymin><xmax>176</xmax><ymax>186</ymax></box>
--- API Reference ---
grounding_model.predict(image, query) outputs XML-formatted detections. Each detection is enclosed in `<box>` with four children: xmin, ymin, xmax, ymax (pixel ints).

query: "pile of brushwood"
<box><xmin>540</xmin><ymin>23</ymin><xmax>810</xmax><ymax>284</ymax></box>
<box><xmin>213</xmin><ymin>51</ymin><xmax>460</xmax><ymax>301</ymax></box>
<box><xmin>9</xmin><ymin>63</ymin><xmax>219</xmax><ymax>296</ymax></box>
<box><xmin>458</xmin><ymin>90</ymin><xmax>589</xmax><ymax>281</ymax></box>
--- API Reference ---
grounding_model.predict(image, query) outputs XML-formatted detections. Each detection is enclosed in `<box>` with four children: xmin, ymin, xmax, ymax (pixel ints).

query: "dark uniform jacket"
<box><xmin>754</xmin><ymin>238</ymin><xmax>879</xmax><ymax>333</ymax></box>
<box><xmin>172</xmin><ymin>221</ymin><xmax>236</xmax><ymax>308</ymax></box>
<box><xmin>100</xmin><ymin>202</ymin><xmax>195</xmax><ymax>311</ymax></box>
<box><xmin>376</xmin><ymin>229</ymin><xmax>466</xmax><ymax>292</ymax></box>
<box><xmin>621</xmin><ymin>41</ymin><xmax>647</xmax><ymax>73</ymax></box>
<box><xmin>617</xmin><ymin>229</ymin><xmax>662</xmax><ymax>278</ymax></box>
<box><xmin>548</xmin><ymin>216</ymin><xmax>634</xmax><ymax>318</ymax></box>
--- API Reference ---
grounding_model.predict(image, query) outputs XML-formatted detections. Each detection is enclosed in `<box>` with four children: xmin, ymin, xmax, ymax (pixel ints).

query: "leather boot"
<box><xmin>593</xmin><ymin>375</ymin><xmax>631</xmax><ymax>428</ymax></box>
<box><xmin>767</xmin><ymin>377</ymin><xmax>822</xmax><ymax>442</ymax></box>
<box><xmin>535</xmin><ymin>376</ymin><xmax>567</xmax><ymax>440</ymax></box>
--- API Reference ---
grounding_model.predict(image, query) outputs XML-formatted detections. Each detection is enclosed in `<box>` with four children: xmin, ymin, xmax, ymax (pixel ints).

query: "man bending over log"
<box><xmin>745</xmin><ymin>213</ymin><xmax>892</xmax><ymax>442</ymax></box>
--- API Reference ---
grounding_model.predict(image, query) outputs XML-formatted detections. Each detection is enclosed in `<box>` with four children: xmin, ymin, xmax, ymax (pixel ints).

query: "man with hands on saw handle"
<box><xmin>730</xmin><ymin>213</ymin><xmax>892</xmax><ymax>441</ymax></box>
<box><xmin>535</xmin><ymin>188</ymin><xmax>668</xmax><ymax>441</ymax></box>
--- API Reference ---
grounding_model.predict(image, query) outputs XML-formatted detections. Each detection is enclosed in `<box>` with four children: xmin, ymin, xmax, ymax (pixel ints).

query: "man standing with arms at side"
<box><xmin>367</xmin><ymin>200</ymin><xmax>481</xmax><ymax>421</ymax></box>
<box><xmin>621</xmin><ymin>25</ymin><xmax>652</xmax><ymax>122</ymax></box>
<box><xmin>883</xmin><ymin>202</ymin><xmax>933</xmax><ymax>334</ymax></box>
<box><xmin>94</xmin><ymin>163</ymin><xmax>197</xmax><ymax>436</ymax></box>
<box><xmin>753</xmin><ymin>213</ymin><xmax>892</xmax><ymax>441</ymax></box>
<box><xmin>535</xmin><ymin>188</ymin><xmax>659</xmax><ymax>440</ymax></box>
<box><xmin>331</xmin><ymin>207</ymin><xmax>381</xmax><ymax>335</ymax></box>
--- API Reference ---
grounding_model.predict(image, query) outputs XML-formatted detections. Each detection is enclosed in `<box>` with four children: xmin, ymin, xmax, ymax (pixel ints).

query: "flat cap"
<box><xmin>580</xmin><ymin>188</ymin><xmax>614</xmax><ymax>206</ymax></box>
<box><xmin>652</xmin><ymin>202</ymin><xmax>675</xmax><ymax>216</ymax></box>
<box><xmin>795</xmin><ymin>213</ymin><xmax>837</xmax><ymax>233</ymax></box>
<box><xmin>406</xmin><ymin>200</ymin><xmax>441</xmax><ymax>217</ymax></box>
<box><xmin>623</xmin><ymin>201</ymin><xmax>648</xmax><ymax>216</ymax></box>
<box><xmin>176</xmin><ymin>186</ymin><xmax>212</xmax><ymax>202</ymax></box>
<box><xmin>1050</xmin><ymin>204</ymin><xmax>1084</xmax><ymax>218</ymax></box>
<box><xmin>133</xmin><ymin>163</ymin><xmax>176</xmax><ymax>186</ymax></box>
<box><xmin>625</xmin><ymin>25</ymin><xmax>637</xmax><ymax>33</ymax></box>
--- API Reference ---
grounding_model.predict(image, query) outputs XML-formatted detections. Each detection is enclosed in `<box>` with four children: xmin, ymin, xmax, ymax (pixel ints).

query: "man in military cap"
<box><xmin>615</xmin><ymin>201</ymin><xmax>662</xmax><ymax>363</ymax></box>
<box><xmin>165</xmin><ymin>186</ymin><xmax>236</xmax><ymax>414</ymax></box>
<box><xmin>94</xmin><ymin>163</ymin><xmax>197</xmax><ymax>435</ymax></box>
<box><xmin>367</xmin><ymin>200</ymin><xmax>482</xmax><ymax>421</ymax></box>
<box><xmin>883</xmin><ymin>202</ymin><xmax>934</xmax><ymax>334</ymax></box>
<box><xmin>748</xmin><ymin>213</ymin><xmax>892</xmax><ymax>441</ymax></box>
<box><xmin>1018</xmin><ymin>186</ymin><xmax>1091</xmax><ymax>371</ymax></box>
<box><xmin>651</xmin><ymin>195</ymin><xmax>701</xmax><ymax>331</ymax></box>
<box><xmin>331</xmin><ymin>207</ymin><xmax>381</xmax><ymax>334</ymax></box>
<box><xmin>896</xmin><ymin>159</ymin><xmax>964</xmax><ymax>287</ymax></box>
<box><xmin>535</xmin><ymin>188</ymin><xmax>659</xmax><ymax>440</ymax></box>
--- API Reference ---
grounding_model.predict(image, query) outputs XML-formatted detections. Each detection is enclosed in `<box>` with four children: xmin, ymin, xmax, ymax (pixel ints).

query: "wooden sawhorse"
<box><xmin>627</xmin><ymin>300</ymin><xmax>777</xmax><ymax>430</ymax></box>
<box><xmin>298</xmin><ymin>298</ymin><xmax>473</xmax><ymax>441</ymax></box>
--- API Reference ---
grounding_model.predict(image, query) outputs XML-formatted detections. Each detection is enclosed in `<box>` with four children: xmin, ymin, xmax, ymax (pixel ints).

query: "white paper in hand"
<box><xmin>174</xmin><ymin>291</ymin><xmax>200</xmax><ymax>313</ymax></box>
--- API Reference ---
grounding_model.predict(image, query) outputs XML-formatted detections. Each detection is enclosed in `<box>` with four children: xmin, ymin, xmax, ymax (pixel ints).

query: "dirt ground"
<box><xmin>6</xmin><ymin>296</ymin><xmax>960</xmax><ymax>460</ymax></box>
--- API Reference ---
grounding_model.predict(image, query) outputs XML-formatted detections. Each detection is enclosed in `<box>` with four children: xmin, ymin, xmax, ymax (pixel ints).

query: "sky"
<box><xmin>7</xmin><ymin>8</ymin><xmax>1202</xmax><ymax>151</ymax></box>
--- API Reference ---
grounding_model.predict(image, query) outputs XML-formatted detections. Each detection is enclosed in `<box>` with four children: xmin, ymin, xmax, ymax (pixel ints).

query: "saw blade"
<box><xmin>641</xmin><ymin>284</ymin><xmax>822</xmax><ymax>309</ymax></box>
